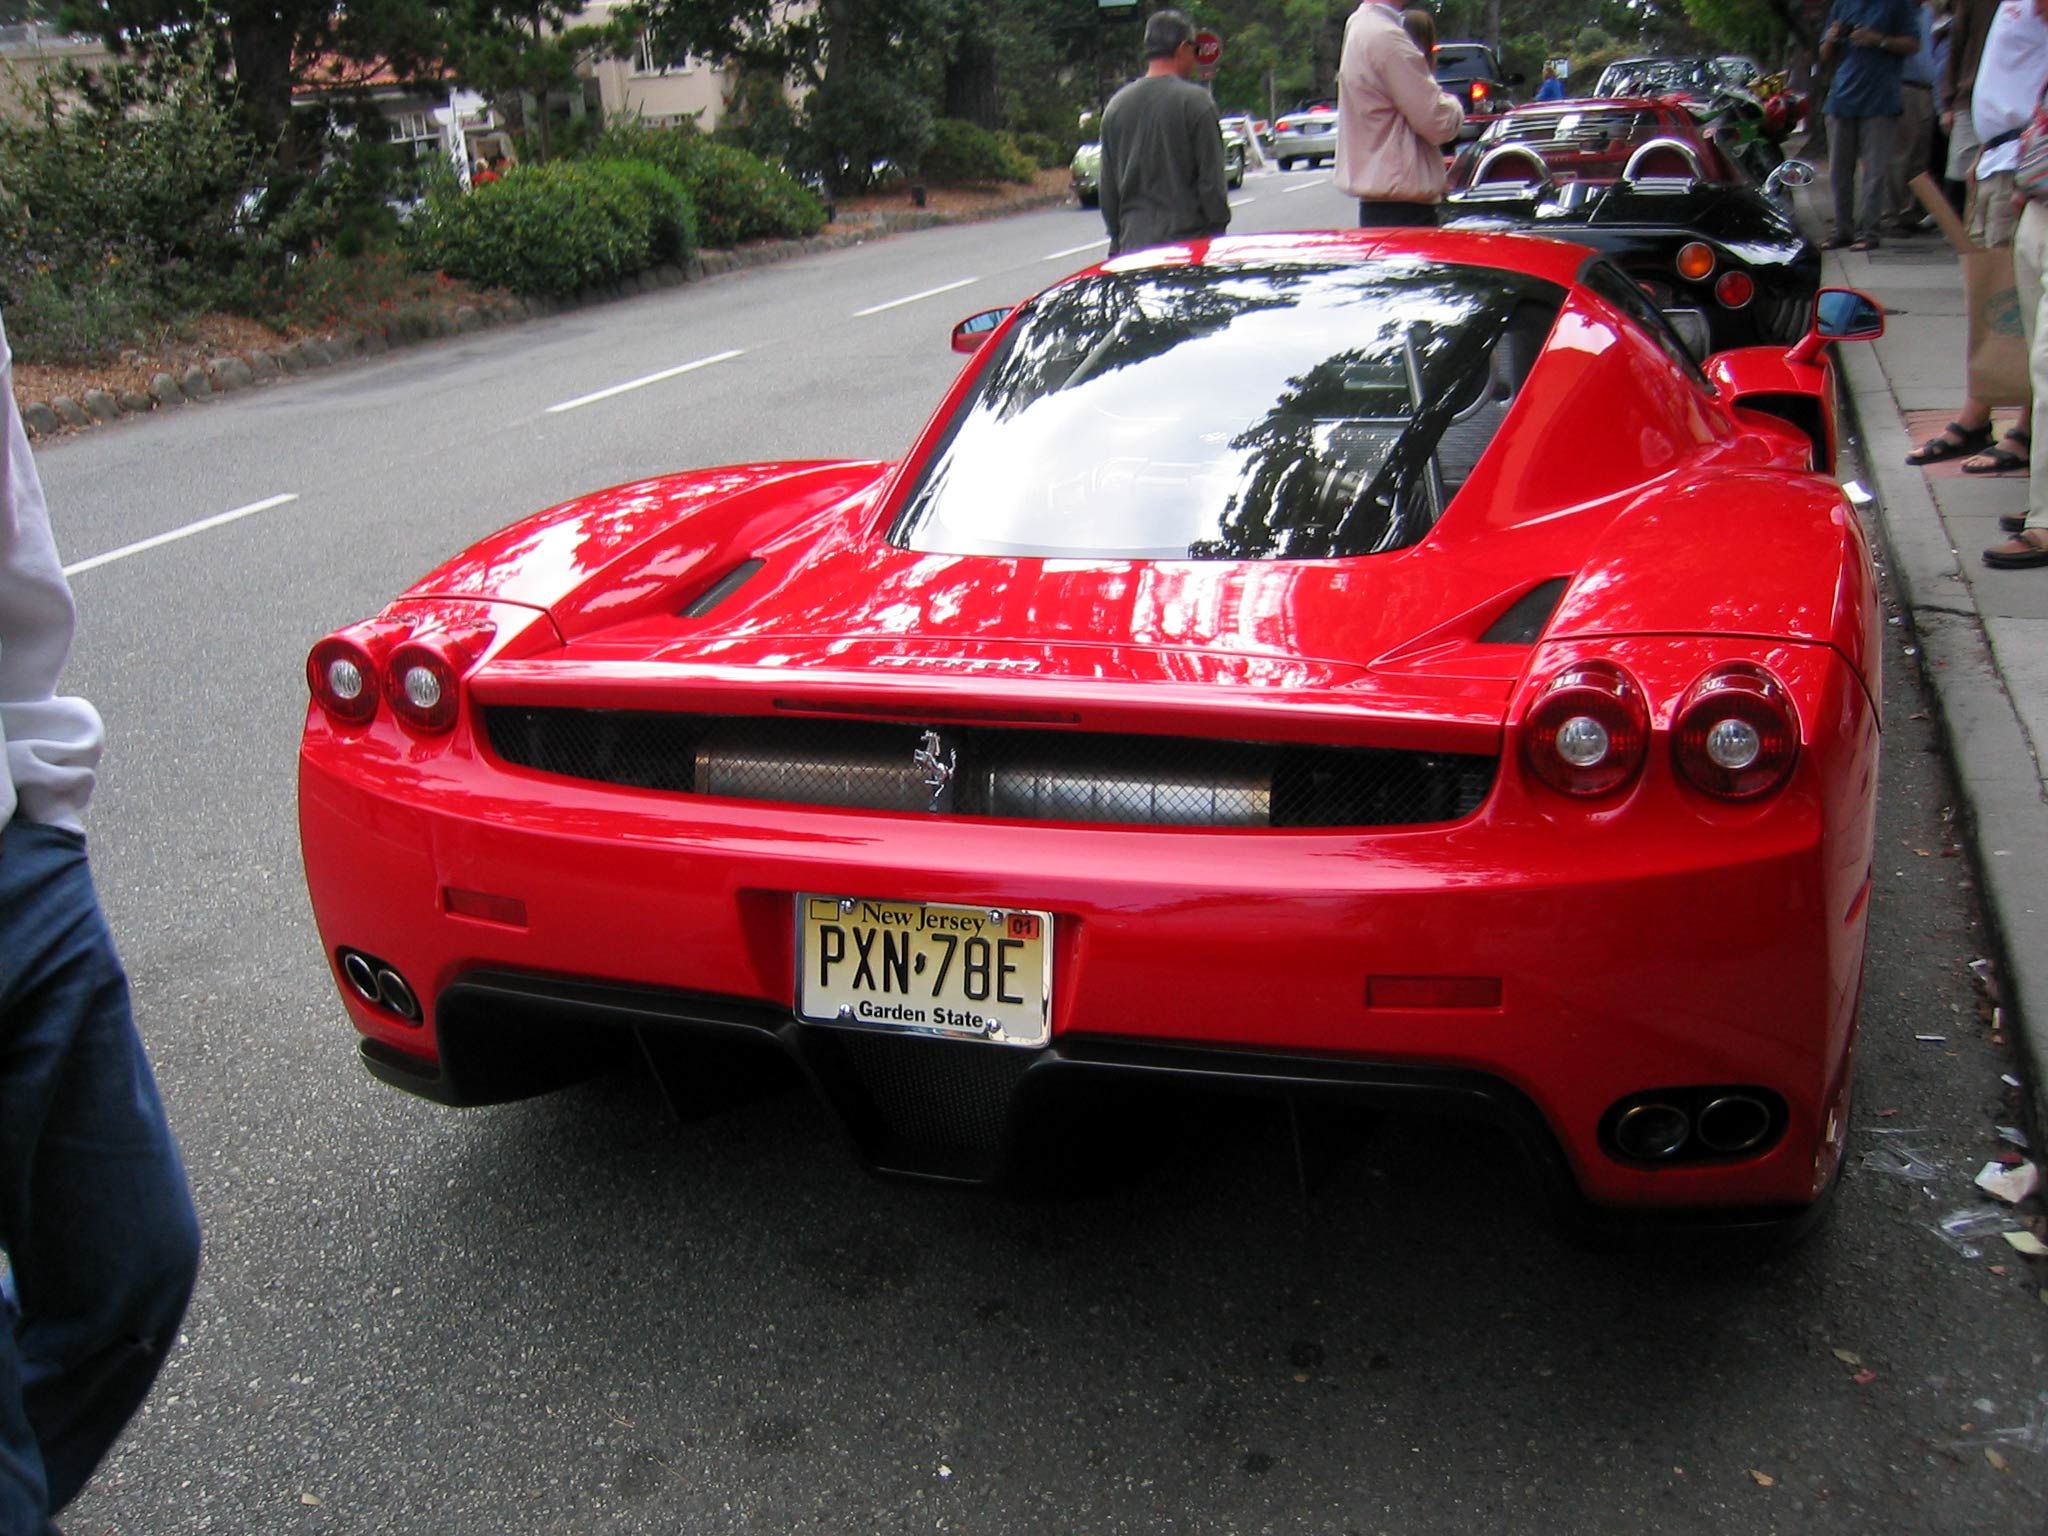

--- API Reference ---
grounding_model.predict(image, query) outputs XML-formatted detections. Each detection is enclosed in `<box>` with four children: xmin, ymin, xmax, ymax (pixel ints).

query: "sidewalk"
<box><xmin>1789</xmin><ymin>166</ymin><xmax>2048</xmax><ymax>1126</ymax></box>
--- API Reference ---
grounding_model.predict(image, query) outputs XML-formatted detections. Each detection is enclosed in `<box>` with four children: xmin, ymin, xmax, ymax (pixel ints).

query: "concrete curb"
<box><xmin>1828</xmin><ymin>255</ymin><xmax>2048</xmax><ymax>1133</ymax></box>
<box><xmin>13</xmin><ymin>185</ymin><xmax>1079</xmax><ymax>440</ymax></box>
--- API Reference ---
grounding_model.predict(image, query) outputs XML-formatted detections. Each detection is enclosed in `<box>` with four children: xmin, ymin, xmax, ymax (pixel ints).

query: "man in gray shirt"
<box><xmin>1098</xmin><ymin>9</ymin><xmax>1232</xmax><ymax>256</ymax></box>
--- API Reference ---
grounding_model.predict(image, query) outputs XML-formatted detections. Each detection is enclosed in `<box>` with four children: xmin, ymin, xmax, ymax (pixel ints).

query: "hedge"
<box><xmin>405</xmin><ymin>160</ymin><xmax>694</xmax><ymax>298</ymax></box>
<box><xmin>592</xmin><ymin>125</ymin><xmax>827</xmax><ymax>247</ymax></box>
<box><xmin>921</xmin><ymin>119</ymin><xmax>1036</xmax><ymax>186</ymax></box>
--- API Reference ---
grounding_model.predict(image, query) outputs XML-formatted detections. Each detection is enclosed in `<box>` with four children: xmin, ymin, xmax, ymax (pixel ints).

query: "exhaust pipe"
<box><xmin>1696</xmin><ymin>1093</ymin><xmax>1772</xmax><ymax>1154</ymax></box>
<box><xmin>337</xmin><ymin>949</ymin><xmax>422</xmax><ymax>1023</ymax></box>
<box><xmin>341</xmin><ymin>950</ymin><xmax>380</xmax><ymax>1004</ymax></box>
<box><xmin>374</xmin><ymin>967</ymin><xmax>420</xmax><ymax>1023</ymax></box>
<box><xmin>1614</xmin><ymin>1101</ymin><xmax>1691</xmax><ymax>1160</ymax></box>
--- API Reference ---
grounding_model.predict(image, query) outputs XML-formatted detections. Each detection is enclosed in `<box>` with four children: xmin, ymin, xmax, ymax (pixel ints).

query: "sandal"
<box><xmin>2000</xmin><ymin>513</ymin><xmax>2031</xmax><ymax>533</ymax></box>
<box><xmin>1983</xmin><ymin>528</ymin><xmax>2048</xmax><ymax>568</ymax></box>
<box><xmin>1962</xmin><ymin>429</ymin><xmax>2031</xmax><ymax>475</ymax></box>
<box><xmin>1850</xmin><ymin>236</ymin><xmax>1881</xmax><ymax>251</ymax></box>
<box><xmin>1906</xmin><ymin>420</ymin><xmax>1995</xmax><ymax>465</ymax></box>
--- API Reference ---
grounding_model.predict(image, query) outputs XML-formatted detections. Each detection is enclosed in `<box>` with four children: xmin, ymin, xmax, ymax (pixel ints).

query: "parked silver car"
<box><xmin>1272</xmin><ymin>102</ymin><xmax>1337</xmax><ymax>170</ymax></box>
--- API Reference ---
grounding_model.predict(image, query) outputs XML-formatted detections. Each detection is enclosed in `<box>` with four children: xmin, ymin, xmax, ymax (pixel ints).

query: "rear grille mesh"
<box><xmin>834</xmin><ymin>1031</ymin><xmax>1028</xmax><ymax>1166</ymax></box>
<box><xmin>481</xmin><ymin>706</ymin><xmax>1495</xmax><ymax>830</ymax></box>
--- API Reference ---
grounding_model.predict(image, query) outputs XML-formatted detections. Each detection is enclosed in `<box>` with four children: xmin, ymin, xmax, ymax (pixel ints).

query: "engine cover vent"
<box><xmin>482</xmin><ymin>707</ymin><xmax>1495</xmax><ymax>830</ymax></box>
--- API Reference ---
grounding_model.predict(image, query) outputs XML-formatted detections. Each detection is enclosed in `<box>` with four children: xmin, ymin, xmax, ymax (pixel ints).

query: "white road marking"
<box><xmin>1228</xmin><ymin>195</ymin><xmax>1255</xmax><ymax>207</ymax></box>
<box><xmin>545</xmin><ymin>349</ymin><xmax>745</xmax><ymax>414</ymax></box>
<box><xmin>1282</xmin><ymin>175</ymin><xmax>1334</xmax><ymax>193</ymax></box>
<box><xmin>852</xmin><ymin>277</ymin><xmax>979</xmax><ymax>317</ymax></box>
<box><xmin>1042</xmin><ymin>238</ymin><xmax>1110</xmax><ymax>262</ymax></box>
<box><xmin>63</xmin><ymin>493</ymin><xmax>300</xmax><ymax>577</ymax></box>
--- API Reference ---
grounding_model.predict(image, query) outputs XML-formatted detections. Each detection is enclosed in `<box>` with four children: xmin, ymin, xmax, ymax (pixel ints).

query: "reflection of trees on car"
<box><xmin>905</xmin><ymin>265</ymin><xmax>1562</xmax><ymax>562</ymax></box>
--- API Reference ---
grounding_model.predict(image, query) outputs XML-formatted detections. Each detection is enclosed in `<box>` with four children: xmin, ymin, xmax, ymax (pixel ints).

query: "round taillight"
<box><xmin>1521</xmin><ymin>662</ymin><xmax>1649</xmax><ymax>798</ymax></box>
<box><xmin>1677</xmin><ymin>241</ymin><xmax>1716</xmax><ymax>282</ymax></box>
<box><xmin>307</xmin><ymin>637</ymin><xmax>380</xmax><ymax>725</ymax></box>
<box><xmin>384</xmin><ymin>642</ymin><xmax>461</xmax><ymax>733</ymax></box>
<box><xmin>1671</xmin><ymin>664</ymin><xmax>1799</xmax><ymax>799</ymax></box>
<box><xmin>1714</xmin><ymin>270</ymin><xmax>1755</xmax><ymax>309</ymax></box>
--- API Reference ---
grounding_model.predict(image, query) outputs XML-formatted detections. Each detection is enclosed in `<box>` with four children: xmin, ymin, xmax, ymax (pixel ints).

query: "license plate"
<box><xmin>796</xmin><ymin>896</ymin><xmax>1052</xmax><ymax>1047</ymax></box>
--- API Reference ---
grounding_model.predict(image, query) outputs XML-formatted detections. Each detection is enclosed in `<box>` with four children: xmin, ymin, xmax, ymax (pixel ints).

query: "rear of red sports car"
<box><xmin>300</xmin><ymin>234</ymin><xmax>1879</xmax><ymax>1238</ymax></box>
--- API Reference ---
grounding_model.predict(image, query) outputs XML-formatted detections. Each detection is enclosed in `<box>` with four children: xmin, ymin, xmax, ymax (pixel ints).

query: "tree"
<box><xmin>56</xmin><ymin>0</ymin><xmax>617</xmax><ymax>171</ymax></box>
<box><xmin>1677</xmin><ymin>0</ymin><xmax>1812</xmax><ymax>54</ymax></box>
<box><xmin>0</xmin><ymin>1</ymin><xmax>68</xmax><ymax>25</ymax></box>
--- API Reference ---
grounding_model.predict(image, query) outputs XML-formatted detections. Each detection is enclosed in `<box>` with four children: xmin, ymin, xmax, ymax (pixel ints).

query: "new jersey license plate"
<box><xmin>796</xmin><ymin>896</ymin><xmax>1052</xmax><ymax>1047</ymax></box>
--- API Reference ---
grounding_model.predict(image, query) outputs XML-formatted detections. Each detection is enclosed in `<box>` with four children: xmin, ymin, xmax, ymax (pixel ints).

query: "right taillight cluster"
<box><xmin>1520</xmin><ymin>660</ymin><xmax>1799</xmax><ymax>802</ymax></box>
<box><xmin>306</xmin><ymin>618</ymin><xmax>494</xmax><ymax>736</ymax></box>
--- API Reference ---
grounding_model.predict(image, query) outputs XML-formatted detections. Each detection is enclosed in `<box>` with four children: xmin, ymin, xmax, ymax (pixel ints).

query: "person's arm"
<box><xmin>1819</xmin><ymin>1</ymin><xmax>1848</xmax><ymax>60</ymax></box>
<box><xmin>1849</xmin><ymin>0</ymin><xmax>1921</xmax><ymax>57</ymax></box>
<box><xmin>1380</xmin><ymin>31</ymin><xmax>1464</xmax><ymax>144</ymax></box>
<box><xmin>1192</xmin><ymin>99</ymin><xmax>1231</xmax><ymax>233</ymax></box>
<box><xmin>0</xmin><ymin>313</ymin><xmax>104</xmax><ymax>832</ymax></box>
<box><xmin>1940</xmin><ymin>0</ymin><xmax>1975</xmax><ymax>116</ymax></box>
<box><xmin>1098</xmin><ymin>116</ymin><xmax>1121</xmax><ymax>249</ymax></box>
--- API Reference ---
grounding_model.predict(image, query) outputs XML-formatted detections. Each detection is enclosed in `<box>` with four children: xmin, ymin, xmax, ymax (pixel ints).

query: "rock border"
<box><xmin>13</xmin><ymin>187</ymin><xmax>1076</xmax><ymax>440</ymax></box>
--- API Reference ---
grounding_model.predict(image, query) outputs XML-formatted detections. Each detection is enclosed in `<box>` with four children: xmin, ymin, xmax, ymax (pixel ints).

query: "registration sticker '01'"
<box><xmin>796</xmin><ymin>896</ymin><xmax>1052</xmax><ymax>1047</ymax></box>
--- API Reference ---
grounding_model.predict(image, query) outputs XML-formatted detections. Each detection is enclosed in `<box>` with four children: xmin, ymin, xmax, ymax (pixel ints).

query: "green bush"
<box><xmin>921</xmin><ymin>119</ymin><xmax>1035</xmax><ymax>186</ymax></box>
<box><xmin>405</xmin><ymin>160</ymin><xmax>691</xmax><ymax>297</ymax></box>
<box><xmin>1008</xmin><ymin>131</ymin><xmax>1066</xmax><ymax>170</ymax></box>
<box><xmin>713</xmin><ymin>69</ymin><xmax>805</xmax><ymax>171</ymax></box>
<box><xmin>0</xmin><ymin>246</ymin><xmax>179</xmax><ymax>365</ymax></box>
<box><xmin>591</xmin><ymin>124</ymin><xmax>825</xmax><ymax>246</ymax></box>
<box><xmin>0</xmin><ymin>38</ymin><xmax>264</xmax><ymax>309</ymax></box>
<box><xmin>802</xmin><ymin>71</ymin><xmax>933</xmax><ymax>194</ymax></box>
<box><xmin>587</xmin><ymin>158</ymin><xmax>698</xmax><ymax>264</ymax></box>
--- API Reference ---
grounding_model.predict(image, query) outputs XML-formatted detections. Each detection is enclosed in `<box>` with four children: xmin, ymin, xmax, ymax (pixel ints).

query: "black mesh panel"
<box><xmin>483</xmin><ymin>706</ymin><xmax>1495</xmax><ymax>829</ymax></box>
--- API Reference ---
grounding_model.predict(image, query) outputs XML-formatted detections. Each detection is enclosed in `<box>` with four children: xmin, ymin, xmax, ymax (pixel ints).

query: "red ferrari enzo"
<box><xmin>300</xmin><ymin>232</ymin><xmax>1883</xmax><ymax>1241</ymax></box>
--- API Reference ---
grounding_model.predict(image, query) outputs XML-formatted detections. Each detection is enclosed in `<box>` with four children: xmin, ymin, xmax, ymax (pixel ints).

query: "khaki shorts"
<box><xmin>1967</xmin><ymin>169</ymin><xmax>2019</xmax><ymax>249</ymax></box>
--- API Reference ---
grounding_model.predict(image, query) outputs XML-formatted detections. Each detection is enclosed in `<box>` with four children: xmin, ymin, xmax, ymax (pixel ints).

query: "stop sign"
<box><xmin>1193</xmin><ymin>30</ymin><xmax>1222</xmax><ymax>80</ymax></box>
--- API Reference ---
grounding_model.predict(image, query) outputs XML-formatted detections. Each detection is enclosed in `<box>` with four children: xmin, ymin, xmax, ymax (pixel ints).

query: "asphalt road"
<box><xmin>24</xmin><ymin>168</ymin><xmax>2048</xmax><ymax>1535</ymax></box>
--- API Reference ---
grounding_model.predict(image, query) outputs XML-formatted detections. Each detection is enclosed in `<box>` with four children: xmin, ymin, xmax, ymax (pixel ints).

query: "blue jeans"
<box><xmin>0</xmin><ymin>819</ymin><xmax>199</xmax><ymax>1530</ymax></box>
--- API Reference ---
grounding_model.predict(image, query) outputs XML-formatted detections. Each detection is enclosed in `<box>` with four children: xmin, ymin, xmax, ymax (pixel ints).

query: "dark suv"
<box><xmin>1434</xmin><ymin>42</ymin><xmax>1524</xmax><ymax>140</ymax></box>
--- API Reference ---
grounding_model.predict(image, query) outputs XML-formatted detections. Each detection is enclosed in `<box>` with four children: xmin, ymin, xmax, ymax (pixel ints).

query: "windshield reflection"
<box><xmin>894</xmin><ymin>263</ymin><xmax>1564</xmax><ymax>561</ymax></box>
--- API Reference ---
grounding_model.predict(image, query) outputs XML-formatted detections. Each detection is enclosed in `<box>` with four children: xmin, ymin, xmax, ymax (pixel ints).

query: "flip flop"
<box><xmin>1983</xmin><ymin>529</ymin><xmax>2048</xmax><ymax>568</ymax></box>
<box><xmin>1962</xmin><ymin>439</ymin><xmax>2031</xmax><ymax>475</ymax></box>
<box><xmin>1906</xmin><ymin>420</ymin><xmax>1996</xmax><ymax>465</ymax></box>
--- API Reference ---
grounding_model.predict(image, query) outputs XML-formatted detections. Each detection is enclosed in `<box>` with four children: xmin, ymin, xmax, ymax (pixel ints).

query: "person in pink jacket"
<box><xmin>1334</xmin><ymin>0</ymin><xmax>1466</xmax><ymax>226</ymax></box>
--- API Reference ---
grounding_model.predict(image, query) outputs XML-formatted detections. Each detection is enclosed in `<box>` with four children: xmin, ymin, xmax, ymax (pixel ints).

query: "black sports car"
<box><xmin>1441</xmin><ymin>100</ymin><xmax>1820</xmax><ymax>351</ymax></box>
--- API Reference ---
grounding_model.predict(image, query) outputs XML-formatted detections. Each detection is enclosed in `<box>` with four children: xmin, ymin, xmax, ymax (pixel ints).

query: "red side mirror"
<box><xmin>951</xmin><ymin>308</ymin><xmax>1012</xmax><ymax>354</ymax></box>
<box><xmin>1787</xmin><ymin>287</ymin><xmax>1883</xmax><ymax>365</ymax></box>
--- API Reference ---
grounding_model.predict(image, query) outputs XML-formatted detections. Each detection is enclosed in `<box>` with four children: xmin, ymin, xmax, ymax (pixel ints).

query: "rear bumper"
<box><xmin>301</xmin><ymin>706</ymin><xmax>1872</xmax><ymax>1217</ymax></box>
<box><xmin>362</xmin><ymin>968</ymin><xmax>1838</xmax><ymax>1241</ymax></box>
<box><xmin>1275</xmin><ymin>133</ymin><xmax>1336</xmax><ymax>159</ymax></box>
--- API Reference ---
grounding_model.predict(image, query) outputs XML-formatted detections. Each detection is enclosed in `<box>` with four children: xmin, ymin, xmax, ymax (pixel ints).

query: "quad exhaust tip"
<box><xmin>1614</xmin><ymin>1101</ymin><xmax>1691</xmax><ymax>1160</ymax></box>
<box><xmin>1605</xmin><ymin>1087</ymin><xmax>1784</xmax><ymax>1164</ymax></box>
<box><xmin>337</xmin><ymin>948</ymin><xmax>422</xmax><ymax>1024</ymax></box>
<box><xmin>1696</xmin><ymin>1093</ymin><xmax>1773</xmax><ymax>1154</ymax></box>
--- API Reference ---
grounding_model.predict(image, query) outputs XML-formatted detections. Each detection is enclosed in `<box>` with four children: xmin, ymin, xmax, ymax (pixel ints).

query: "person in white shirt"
<box><xmin>0</xmin><ymin>309</ymin><xmax>200</xmax><ymax>1533</ymax></box>
<box><xmin>1980</xmin><ymin>0</ymin><xmax>2048</xmax><ymax>566</ymax></box>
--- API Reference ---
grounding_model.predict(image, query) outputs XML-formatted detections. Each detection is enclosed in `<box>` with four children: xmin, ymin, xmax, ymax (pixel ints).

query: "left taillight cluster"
<box><xmin>1674</xmin><ymin>241</ymin><xmax>1754</xmax><ymax>310</ymax></box>
<box><xmin>306</xmin><ymin>619</ymin><xmax>494</xmax><ymax>734</ymax></box>
<box><xmin>1519</xmin><ymin>660</ymin><xmax>1799</xmax><ymax>803</ymax></box>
